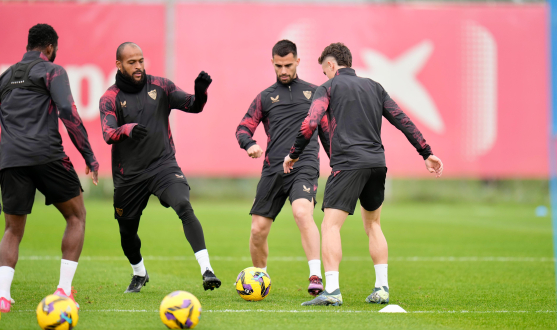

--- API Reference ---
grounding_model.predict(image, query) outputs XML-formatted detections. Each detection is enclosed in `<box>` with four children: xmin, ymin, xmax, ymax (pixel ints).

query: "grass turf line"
<box><xmin>0</xmin><ymin>199</ymin><xmax>555</xmax><ymax>329</ymax></box>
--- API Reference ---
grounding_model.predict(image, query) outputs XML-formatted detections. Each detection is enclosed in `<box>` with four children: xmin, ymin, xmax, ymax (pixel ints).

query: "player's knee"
<box><xmin>292</xmin><ymin>207</ymin><xmax>312</xmax><ymax>223</ymax></box>
<box><xmin>173</xmin><ymin>199</ymin><xmax>193</xmax><ymax>219</ymax></box>
<box><xmin>250</xmin><ymin>224</ymin><xmax>268</xmax><ymax>241</ymax></box>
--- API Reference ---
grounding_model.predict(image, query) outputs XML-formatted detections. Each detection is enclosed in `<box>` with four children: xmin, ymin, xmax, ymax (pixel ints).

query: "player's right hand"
<box><xmin>130</xmin><ymin>124</ymin><xmax>148</xmax><ymax>140</ymax></box>
<box><xmin>86</xmin><ymin>166</ymin><xmax>99</xmax><ymax>186</ymax></box>
<box><xmin>247</xmin><ymin>144</ymin><xmax>263</xmax><ymax>159</ymax></box>
<box><xmin>425</xmin><ymin>155</ymin><xmax>443</xmax><ymax>178</ymax></box>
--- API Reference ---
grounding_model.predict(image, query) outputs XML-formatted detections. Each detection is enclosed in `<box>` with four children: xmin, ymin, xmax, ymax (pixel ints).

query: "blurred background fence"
<box><xmin>0</xmin><ymin>0</ymin><xmax>550</xmax><ymax>205</ymax></box>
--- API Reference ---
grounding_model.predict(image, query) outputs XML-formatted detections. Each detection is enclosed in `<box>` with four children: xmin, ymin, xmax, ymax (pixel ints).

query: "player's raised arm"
<box><xmin>381</xmin><ymin>91</ymin><xmax>443</xmax><ymax>177</ymax></box>
<box><xmin>318</xmin><ymin>114</ymin><xmax>331</xmax><ymax>159</ymax></box>
<box><xmin>99</xmin><ymin>87</ymin><xmax>147</xmax><ymax>145</ymax></box>
<box><xmin>236</xmin><ymin>93</ymin><xmax>264</xmax><ymax>158</ymax></box>
<box><xmin>161</xmin><ymin>71</ymin><xmax>212</xmax><ymax>114</ymax></box>
<box><xmin>284</xmin><ymin>85</ymin><xmax>330</xmax><ymax>173</ymax></box>
<box><xmin>50</xmin><ymin>66</ymin><xmax>99</xmax><ymax>183</ymax></box>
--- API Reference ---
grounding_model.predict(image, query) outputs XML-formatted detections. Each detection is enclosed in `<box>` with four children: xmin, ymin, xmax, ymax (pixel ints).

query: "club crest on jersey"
<box><xmin>116</xmin><ymin>208</ymin><xmax>123</xmax><ymax>216</ymax></box>
<box><xmin>148</xmin><ymin>89</ymin><xmax>157</xmax><ymax>100</ymax></box>
<box><xmin>120</xmin><ymin>101</ymin><xmax>126</xmax><ymax>108</ymax></box>
<box><xmin>271</xmin><ymin>95</ymin><xmax>279</xmax><ymax>103</ymax></box>
<box><xmin>303</xmin><ymin>185</ymin><xmax>311</xmax><ymax>193</ymax></box>
<box><xmin>303</xmin><ymin>91</ymin><xmax>312</xmax><ymax>100</ymax></box>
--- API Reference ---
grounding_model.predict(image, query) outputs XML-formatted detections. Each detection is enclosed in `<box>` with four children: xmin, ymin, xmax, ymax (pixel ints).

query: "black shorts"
<box><xmin>0</xmin><ymin>158</ymin><xmax>83</xmax><ymax>215</ymax></box>
<box><xmin>113</xmin><ymin>165</ymin><xmax>189</xmax><ymax>220</ymax></box>
<box><xmin>250</xmin><ymin>167</ymin><xmax>319</xmax><ymax>220</ymax></box>
<box><xmin>322</xmin><ymin>167</ymin><xmax>387</xmax><ymax>215</ymax></box>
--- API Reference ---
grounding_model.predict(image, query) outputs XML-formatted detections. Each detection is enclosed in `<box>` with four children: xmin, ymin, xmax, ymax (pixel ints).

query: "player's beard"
<box><xmin>122</xmin><ymin>69</ymin><xmax>146</xmax><ymax>86</ymax></box>
<box><xmin>49</xmin><ymin>48</ymin><xmax>57</xmax><ymax>63</ymax></box>
<box><xmin>277</xmin><ymin>72</ymin><xmax>296</xmax><ymax>85</ymax></box>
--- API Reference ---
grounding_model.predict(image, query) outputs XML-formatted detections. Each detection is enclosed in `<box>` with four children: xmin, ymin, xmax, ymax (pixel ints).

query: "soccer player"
<box><xmin>0</xmin><ymin>24</ymin><xmax>99</xmax><ymax>312</ymax></box>
<box><xmin>236</xmin><ymin>40</ymin><xmax>330</xmax><ymax>296</ymax></box>
<box><xmin>99</xmin><ymin>42</ymin><xmax>221</xmax><ymax>293</ymax></box>
<box><xmin>284</xmin><ymin>43</ymin><xmax>444</xmax><ymax>306</ymax></box>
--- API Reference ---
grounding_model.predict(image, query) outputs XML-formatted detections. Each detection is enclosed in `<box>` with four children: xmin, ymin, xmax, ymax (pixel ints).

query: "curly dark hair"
<box><xmin>27</xmin><ymin>24</ymin><xmax>58</xmax><ymax>51</ymax></box>
<box><xmin>318</xmin><ymin>43</ymin><xmax>352</xmax><ymax>67</ymax></box>
<box><xmin>272</xmin><ymin>39</ymin><xmax>297</xmax><ymax>58</ymax></box>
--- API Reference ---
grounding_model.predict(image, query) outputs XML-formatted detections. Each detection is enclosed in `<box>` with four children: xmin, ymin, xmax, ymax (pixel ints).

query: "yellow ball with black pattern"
<box><xmin>36</xmin><ymin>294</ymin><xmax>79</xmax><ymax>330</ymax></box>
<box><xmin>159</xmin><ymin>291</ymin><xmax>202</xmax><ymax>329</ymax></box>
<box><xmin>235</xmin><ymin>267</ymin><xmax>272</xmax><ymax>301</ymax></box>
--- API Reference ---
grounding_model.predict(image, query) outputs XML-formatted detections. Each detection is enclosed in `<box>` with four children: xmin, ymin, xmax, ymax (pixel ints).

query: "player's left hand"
<box><xmin>194</xmin><ymin>71</ymin><xmax>212</xmax><ymax>94</ymax></box>
<box><xmin>425</xmin><ymin>155</ymin><xmax>443</xmax><ymax>178</ymax></box>
<box><xmin>283</xmin><ymin>155</ymin><xmax>299</xmax><ymax>174</ymax></box>
<box><xmin>86</xmin><ymin>166</ymin><xmax>99</xmax><ymax>186</ymax></box>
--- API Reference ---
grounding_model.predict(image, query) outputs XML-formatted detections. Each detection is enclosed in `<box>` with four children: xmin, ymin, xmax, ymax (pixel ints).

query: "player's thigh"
<box><xmin>322</xmin><ymin>169</ymin><xmax>370</xmax><ymax>215</ymax></box>
<box><xmin>359</xmin><ymin>167</ymin><xmax>387</xmax><ymax>212</ymax></box>
<box><xmin>250</xmin><ymin>173</ymin><xmax>287</xmax><ymax>221</ymax></box>
<box><xmin>287</xmin><ymin>168</ymin><xmax>319</xmax><ymax>218</ymax></box>
<box><xmin>157</xmin><ymin>182</ymin><xmax>192</xmax><ymax>213</ymax></box>
<box><xmin>113</xmin><ymin>181</ymin><xmax>151</xmax><ymax>220</ymax></box>
<box><xmin>32</xmin><ymin>158</ymin><xmax>82</xmax><ymax>207</ymax></box>
<box><xmin>0</xmin><ymin>167</ymin><xmax>36</xmax><ymax>215</ymax></box>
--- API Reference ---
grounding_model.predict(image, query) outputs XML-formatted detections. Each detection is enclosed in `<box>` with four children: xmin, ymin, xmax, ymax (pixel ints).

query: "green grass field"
<box><xmin>0</xmin><ymin>195</ymin><xmax>555</xmax><ymax>329</ymax></box>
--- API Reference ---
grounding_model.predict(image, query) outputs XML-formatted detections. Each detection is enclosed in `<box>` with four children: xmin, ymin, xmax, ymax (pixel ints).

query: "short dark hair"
<box><xmin>116</xmin><ymin>42</ymin><xmax>140</xmax><ymax>61</ymax></box>
<box><xmin>318</xmin><ymin>43</ymin><xmax>352</xmax><ymax>68</ymax></box>
<box><xmin>272</xmin><ymin>40</ymin><xmax>297</xmax><ymax>58</ymax></box>
<box><xmin>27</xmin><ymin>24</ymin><xmax>58</xmax><ymax>51</ymax></box>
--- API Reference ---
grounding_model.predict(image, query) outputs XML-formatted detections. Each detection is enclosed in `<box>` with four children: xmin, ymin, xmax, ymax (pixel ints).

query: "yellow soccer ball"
<box><xmin>36</xmin><ymin>294</ymin><xmax>79</xmax><ymax>330</ymax></box>
<box><xmin>159</xmin><ymin>291</ymin><xmax>202</xmax><ymax>329</ymax></box>
<box><xmin>235</xmin><ymin>267</ymin><xmax>272</xmax><ymax>301</ymax></box>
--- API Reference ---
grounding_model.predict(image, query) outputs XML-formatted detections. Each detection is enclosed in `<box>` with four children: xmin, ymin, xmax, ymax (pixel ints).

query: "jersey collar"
<box><xmin>22</xmin><ymin>51</ymin><xmax>48</xmax><ymax>62</ymax></box>
<box><xmin>336</xmin><ymin>68</ymin><xmax>356</xmax><ymax>76</ymax></box>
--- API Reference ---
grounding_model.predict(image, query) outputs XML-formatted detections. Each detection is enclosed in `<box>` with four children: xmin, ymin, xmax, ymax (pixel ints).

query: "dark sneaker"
<box><xmin>202</xmin><ymin>269</ymin><xmax>221</xmax><ymax>291</ymax></box>
<box><xmin>308</xmin><ymin>275</ymin><xmax>323</xmax><ymax>296</ymax></box>
<box><xmin>365</xmin><ymin>286</ymin><xmax>389</xmax><ymax>304</ymax></box>
<box><xmin>124</xmin><ymin>271</ymin><xmax>149</xmax><ymax>293</ymax></box>
<box><xmin>301</xmin><ymin>289</ymin><xmax>343</xmax><ymax>306</ymax></box>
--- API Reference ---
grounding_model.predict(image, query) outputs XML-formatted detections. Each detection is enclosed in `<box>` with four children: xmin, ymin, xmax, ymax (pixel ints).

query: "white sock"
<box><xmin>131</xmin><ymin>259</ymin><xmax>146</xmax><ymax>277</ymax></box>
<box><xmin>0</xmin><ymin>266</ymin><xmax>15</xmax><ymax>300</ymax></box>
<box><xmin>57</xmin><ymin>260</ymin><xmax>78</xmax><ymax>295</ymax></box>
<box><xmin>374</xmin><ymin>264</ymin><xmax>388</xmax><ymax>288</ymax></box>
<box><xmin>325</xmin><ymin>271</ymin><xmax>339</xmax><ymax>293</ymax></box>
<box><xmin>195</xmin><ymin>249</ymin><xmax>213</xmax><ymax>275</ymax></box>
<box><xmin>308</xmin><ymin>259</ymin><xmax>322</xmax><ymax>278</ymax></box>
<box><xmin>261</xmin><ymin>266</ymin><xmax>267</xmax><ymax>273</ymax></box>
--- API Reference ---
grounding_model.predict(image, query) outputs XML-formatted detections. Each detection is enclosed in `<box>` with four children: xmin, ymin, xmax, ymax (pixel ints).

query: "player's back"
<box><xmin>326</xmin><ymin>68</ymin><xmax>386</xmax><ymax>171</ymax></box>
<box><xmin>0</xmin><ymin>51</ymin><xmax>67</xmax><ymax>169</ymax></box>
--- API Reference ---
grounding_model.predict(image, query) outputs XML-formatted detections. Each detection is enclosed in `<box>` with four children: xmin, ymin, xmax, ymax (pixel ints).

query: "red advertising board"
<box><xmin>174</xmin><ymin>3</ymin><xmax>548</xmax><ymax>177</ymax></box>
<box><xmin>0</xmin><ymin>3</ymin><xmax>548</xmax><ymax>178</ymax></box>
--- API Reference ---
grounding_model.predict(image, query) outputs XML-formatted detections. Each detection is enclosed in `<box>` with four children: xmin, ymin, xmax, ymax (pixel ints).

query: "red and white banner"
<box><xmin>0</xmin><ymin>3</ymin><xmax>549</xmax><ymax>177</ymax></box>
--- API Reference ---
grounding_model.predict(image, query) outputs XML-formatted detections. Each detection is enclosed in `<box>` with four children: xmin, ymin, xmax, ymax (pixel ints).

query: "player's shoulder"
<box><xmin>100</xmin><ymin>84</ymin><xmax>121</xmax><ymax>103</ymax></box>
<box><xmin>41</xmin><ymin>61</ymin><xmax>67</xmax><ymax>76</ymax></box>
<box><xmin>148</xmin><ymin>74</ymin><xmax>169</xmax><ymax>87</ymax></box>
<box><xmin>257</xmin><ymin>82</ymin><xmax>279</xmax><ymax>104</ymax></box>
<box><xmin>149</xmin><ymin>74</ymin><xmax>178</xmax><ymax>95</ymax></box>
<box><xmin>261</xmin><ymin>82</ymin><xmax>279</xmax><ymax>97</ymax></box>
<box><xmin>296</xmin><ymin>78</ymin><xmax>318</xmax><ymax>90</ymax></box>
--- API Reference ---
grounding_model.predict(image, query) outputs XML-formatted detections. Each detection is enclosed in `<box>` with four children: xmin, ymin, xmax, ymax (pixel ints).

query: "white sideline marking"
<box><xmin>14</xmin><ymin>309</ymin><xmax>557</xmax><ymax>314</ymax></box>
<box><xmin>17</xmin><ymin>256</ymin><xmax>556</xmax><ymax>262</ymax></box>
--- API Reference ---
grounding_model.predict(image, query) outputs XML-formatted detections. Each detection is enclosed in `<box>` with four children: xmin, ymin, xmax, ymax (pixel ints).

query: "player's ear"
<box><xmin>296</xmin><ymin>57</ymin><xmax>300</xmax><ymax>65</ymax></box>
<box><xmin>116</xmin><ymin>61</ymin><xmax>122</xmax><ymax>71</ymax></box>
